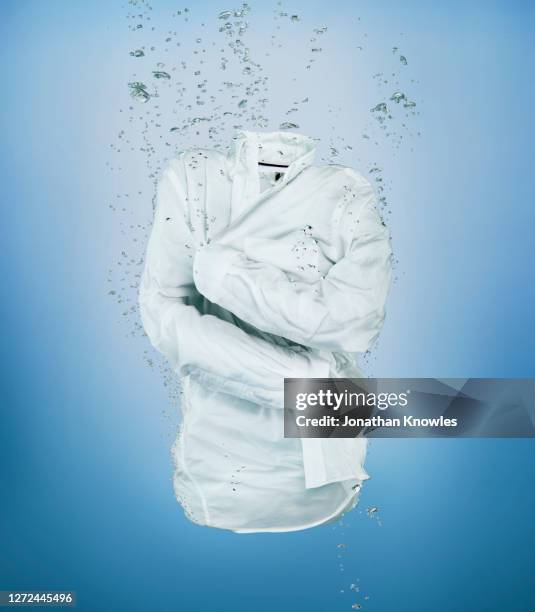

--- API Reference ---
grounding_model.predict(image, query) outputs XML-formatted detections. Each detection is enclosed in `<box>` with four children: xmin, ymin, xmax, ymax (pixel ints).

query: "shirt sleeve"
<box><xmin>192</xmin><ymin>172</ymin><xmax>393</xmax><ymax>353</ymax></box>
<box><xmin>139</xmin><ymin>155</ymin><xmax>330</xmax><ymax>409</ymax></box>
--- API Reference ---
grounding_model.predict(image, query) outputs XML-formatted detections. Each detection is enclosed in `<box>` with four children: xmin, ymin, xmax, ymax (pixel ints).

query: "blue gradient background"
<box><xmin>1</xmin><ymin>1</ymin><xmax>534</xmax><ymax>611</ymax></box>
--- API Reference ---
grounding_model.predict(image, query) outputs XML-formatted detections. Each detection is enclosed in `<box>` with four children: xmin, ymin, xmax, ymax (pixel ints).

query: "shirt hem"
<box><xmin>223</xmin><ymin>479</ymin><xmax>361</xmax><ymax>534</ymax></box>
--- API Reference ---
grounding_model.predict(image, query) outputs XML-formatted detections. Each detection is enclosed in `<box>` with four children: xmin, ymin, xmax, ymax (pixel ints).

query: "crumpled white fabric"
<box><xmin>139</xmin><ymin>129</ymin><xmax>392</xmax><ymax>532</ymax></box>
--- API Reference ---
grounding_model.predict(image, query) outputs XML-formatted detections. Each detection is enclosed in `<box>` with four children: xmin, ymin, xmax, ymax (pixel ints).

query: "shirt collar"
<box><xmin>227</xmin><ymin>129</ymin><xmax>316</xmax><ymax>186</ymax></box>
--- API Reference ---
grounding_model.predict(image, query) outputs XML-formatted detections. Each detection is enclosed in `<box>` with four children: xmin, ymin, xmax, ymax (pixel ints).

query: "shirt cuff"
<box><xmin>193</xmin><ymin>243</ymin><xmax>241</xmax><ymax>303</ymax></box>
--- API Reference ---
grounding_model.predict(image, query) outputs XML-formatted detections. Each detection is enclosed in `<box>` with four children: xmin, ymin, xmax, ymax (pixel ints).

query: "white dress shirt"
<box><xmin>139</xmin><ymin>130</ymin><xmax>392</xmax><ymax>532</ymax></box>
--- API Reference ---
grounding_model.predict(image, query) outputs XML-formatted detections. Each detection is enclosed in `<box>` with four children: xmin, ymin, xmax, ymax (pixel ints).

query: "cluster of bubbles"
<box><xmin>106</xmin><ymin>5</ymin><xmax>417</xmax><ymax>607</ymax></box>
<box><xmin>333</xmin><ymin>516</ymin><xmax>373</xmax><ymax>608</ymax></box>
<box><xmin>107</xmin><ymin>0</ymin><xmax>420</xmax><ymax>411</ymax></box>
